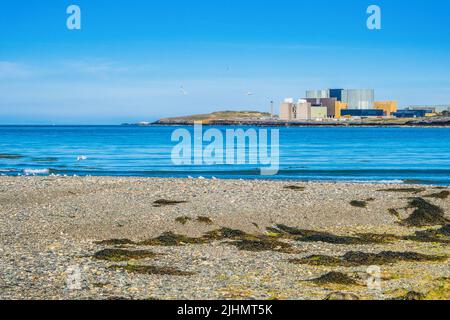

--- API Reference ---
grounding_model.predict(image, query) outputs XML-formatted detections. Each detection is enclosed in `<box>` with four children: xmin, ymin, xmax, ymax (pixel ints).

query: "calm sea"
<box><xmin>0</xmin><ymin>125</ymin><xmax>449</xmax><ymax>185</ymax></box>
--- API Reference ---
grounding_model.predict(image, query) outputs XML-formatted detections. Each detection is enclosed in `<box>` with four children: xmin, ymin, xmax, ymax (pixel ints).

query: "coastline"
<box><xmin>1</xmin><ymin>176</ymin><xmax>449</xmax><ymax>300</ymax></box>
<box><xmin>144</xmin><ymin>117</ymin><xmax>450</xmax><ymax>127</ymax></box>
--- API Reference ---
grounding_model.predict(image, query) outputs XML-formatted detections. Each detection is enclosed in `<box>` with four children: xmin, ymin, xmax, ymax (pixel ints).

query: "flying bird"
<box><xmin>180</xmin><ymin>86</ymin><xmax>188</xmax><ymax>95</ymax></box>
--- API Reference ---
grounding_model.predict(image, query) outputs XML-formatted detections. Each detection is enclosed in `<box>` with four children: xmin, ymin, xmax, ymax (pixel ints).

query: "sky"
<box><xmin>1</xmin><ymin>0</ymin><xmax>450</xmax><ymax>124</ymax></box>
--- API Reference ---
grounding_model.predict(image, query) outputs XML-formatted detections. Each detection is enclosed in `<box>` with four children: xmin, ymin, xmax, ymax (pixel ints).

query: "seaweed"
<box><xmin>196</xmin><ymin>216</ymin><xmax>213</xmax><ymax>225</ymax></box>
<box><xmin>400</xmin><ymin>198</ymin><xmax>448</xmax><ymax>227</ymax></box>
<box><xmin>95</xmin><ymin>239</ymin><xmax>136</xmax><ymax>246</ymax></box>
<box><xmin>203</xmin><ymin>228</ymin><xmax>249</xmax><ymax>240</ymax></box>
<box><xmin>388</xmin><ymin>208</ymin><xmax>401</xmax><ymax>219</ymax></box>
<box><xmin>290</xmin><ymin>251</ymin><xmax>446</xmax><ymax>267</ymax></box>
<box><xmin>378</xmin><ymin>188</ymin><xmax>425</xmax><ymax>194</ymax></box>
<box><xmin>139</xmin><ymin>232</ymin><xmax>207</xmax><ymax>246</ymax></box>
<box><xmin>309</xmin><ymin>272</ymin><xmax>359</xmax><ymax>286</ymax></box>
<box><xmin>355</xmin><ymin>233</ymin><xmax>402</xmax><ymax>244</ymax></box>
<box><xmin>408</xmin><ymin>224</ymin><xmax>450</xmax><ymax>243</ymax></box>
<box><xmin>271</xmin><ymin>225</ymin><xmax>399</xmax><ymax>245</ymax></box>
<box><xmin>350</xmin><ymin>200</ymin><xmax>367</xmax><ymax>208</ymax></box>
<box><xmin>94</xmin><ymin>249</ymin><xmax>158</xmax><ymax>261</ymax></box>
<box><xmin>284</xmin><ymin>185</ymin><xmax>306</xmax><ymax>191</ymax></box>
<box><xmin>290</xmin><ymin>255</ymin><xmax>343</xmax><ymax>266</ymax></box>
<box><xmin>424</xmin><ymin>191</ymin><xmax>450</xmax><ymax>200</ymax></box>
<box><xmin>175</xmin><ymin>216</ymin><xmax>192</xmax><ymax>225</ymax></box>
<box><xmin>153</xmin><ymin>199</ymin><xmax>187</xmax><ymax>207</ymax></box>
<box><xmin>110</xmin><ymin>264</ymin><xmax>194</xmax><ymax>276</ymax></box>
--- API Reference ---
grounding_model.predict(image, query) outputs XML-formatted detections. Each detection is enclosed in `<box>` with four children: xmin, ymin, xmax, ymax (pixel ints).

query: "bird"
<box><xmin>180</xmin><ymin>85</ymin><xmax>187</xmax><ymax>95</ymax></box>
<box><xmin>246</xmin><ymin>91</ymin><xmax>253</xmax><ymax>96</ymax></box>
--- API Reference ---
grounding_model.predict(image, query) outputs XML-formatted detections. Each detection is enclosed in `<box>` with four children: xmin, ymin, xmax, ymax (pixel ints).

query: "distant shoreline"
<box><xmin>123</xmin><ymin>118</ymin><xmax>450</xmax><ymax>127</ymax></box>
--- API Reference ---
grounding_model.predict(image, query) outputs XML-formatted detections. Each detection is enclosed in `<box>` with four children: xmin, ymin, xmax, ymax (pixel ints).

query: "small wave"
<box><xmin>23</xmin><ymin>168</ymin><xmax>50</xmax><ymax>175</ymax></box>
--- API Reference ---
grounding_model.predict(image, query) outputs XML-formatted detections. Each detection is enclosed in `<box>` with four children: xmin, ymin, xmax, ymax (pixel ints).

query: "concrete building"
<box><xmin>341</xmin><ymin>89</ymin><xmax>374</xmax><ymax>109</ymax></box>
<box><xmin>296</xmin><ymin>99</ymin><xmax>311</xmax><ymax>120</ymax></box>
<box><xmin>374</xmin><ymin>101</ymin><xmax>398</xmax><ymax>117</ymax></box>
<box><xmin>279</xmin><ymin>98</ymin><xmax>295</xmax><ymax>120</ymax></box>
<box><xmin>279</xmin><ymin>98</ymin><xmax>327</xmax><ymax>120</ymax></box>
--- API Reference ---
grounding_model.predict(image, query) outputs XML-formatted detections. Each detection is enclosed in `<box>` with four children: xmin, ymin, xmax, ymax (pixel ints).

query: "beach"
<box><xmin>0</xmin><ymin>176</ymin><xmax>449</xmax><ymax>300</ymax></box>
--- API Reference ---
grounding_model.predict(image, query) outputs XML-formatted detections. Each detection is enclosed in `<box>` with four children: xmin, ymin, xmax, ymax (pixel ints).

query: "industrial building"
<box><xmin>341</xmin><ymin>89</ymin><xmax>374</xmax><ymax>109</ymax></box>
<box><xmin>406</xmin><ymin>105</ymin><xmax>450</xmax><ymax>114</ymax></box>
<box><xmin>305</xmin><ymin>98</ymin><xmax>338</xmax><ymax>118</ymax></box>
<box><xmin>374</xmin><ymin>101</ymin><xmax>398</xmax><ymax>117</ymax></box>
<box><xmin>307</xmin><ymin>89</ymin><xmax>375</xmax><ymax>109</ymax></box>
<box><xmin>393</xmin><ymin>109</ymin><xmax>434</xmax><ymax>118</ymax></box>
<box><xmin>279</xmin><ymin>88</ymin><xmax>416</xmax><ymax>119</ymax></box>
<box><xmin>306</xmin><ymin>90</ymin><xmax>329</xmax><ymax>99</ymax></box>
<box><xmin>341</xmin><ymin>109</ymin><xmax>384</xmax><ymax>117</ymax></box>
<box><xmin>279</xmin><ymin>98</ymin><xmax>327</xmax><ymax>121</ymax></box>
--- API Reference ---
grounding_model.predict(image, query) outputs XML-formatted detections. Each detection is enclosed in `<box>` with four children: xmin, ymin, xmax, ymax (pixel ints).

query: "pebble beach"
<box><xmin>0</xmin><ymin>176</ymin><xmax>449</xmax><ymax>300</ymax></box>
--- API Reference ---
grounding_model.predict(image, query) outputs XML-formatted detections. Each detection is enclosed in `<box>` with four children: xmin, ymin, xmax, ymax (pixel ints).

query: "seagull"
<box><xmin>77</xmin><ymin>156</ymin><xmax>88</xmax><ymax>161</ymax></box>
<box><xmin>180</xmin><ymin>85</ymin><xmax>187</xmax><ymax>95</ymax></box>
<box><xmin>246</xmin><ymin>91</ymin><xmax>253</xmax><ymax>96</ymax></box>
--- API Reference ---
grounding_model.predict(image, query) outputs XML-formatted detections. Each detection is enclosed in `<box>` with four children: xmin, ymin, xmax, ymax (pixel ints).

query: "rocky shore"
<box><xmin>0</xmin><ymin>176</ymin><xmax>449</xmax><ymax>300</ymax></box>
<box><xmin>148</xmin><ymin>117</ymin><xmax>450</xmax><ymax>127</ymax></box>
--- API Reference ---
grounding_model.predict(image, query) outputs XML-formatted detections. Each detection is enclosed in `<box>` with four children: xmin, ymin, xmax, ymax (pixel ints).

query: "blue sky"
<box><xmin>1</xmin><ymin>0</ymin><xmax>450</xmax><ymax>124</ymax></box>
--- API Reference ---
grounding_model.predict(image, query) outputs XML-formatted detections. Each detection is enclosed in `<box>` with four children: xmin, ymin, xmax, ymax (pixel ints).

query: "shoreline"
<box><xmin>1</xmin><ymin>176</ymin><xmax>449</xmax><ymax>300</ymax></box>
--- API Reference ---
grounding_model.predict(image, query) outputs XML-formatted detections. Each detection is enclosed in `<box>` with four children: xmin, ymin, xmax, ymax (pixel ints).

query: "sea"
<box><xmin>0</xmin><ymin>125</ymin><xmax>449</xmax><ymax>185</ymax></box>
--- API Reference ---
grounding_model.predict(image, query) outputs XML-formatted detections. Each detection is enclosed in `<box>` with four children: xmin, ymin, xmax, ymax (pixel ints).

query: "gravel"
<box><xmin>0</xmin><ymin>176</ymin><xmax>449</xmax><ymax>300</ymax></box>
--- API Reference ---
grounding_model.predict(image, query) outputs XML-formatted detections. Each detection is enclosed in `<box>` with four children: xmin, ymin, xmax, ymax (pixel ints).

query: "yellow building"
<box><xmin>310</xmin><ymin>106</ymin><xmax>327</xmax><ymax>119</ymax></box>
<box><xmin>334</xmin><ymin>101</ymin><xmax>348</xmax><ymax>119</ymax></box>
<box><xmin>374</xmin><ymin>101</ymin><xmax>398</xmax><ymax>117</ymax></box>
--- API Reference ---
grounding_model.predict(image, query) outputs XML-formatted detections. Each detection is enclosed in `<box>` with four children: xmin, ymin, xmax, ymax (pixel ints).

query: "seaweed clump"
<box><xmin>203</xmin><ymin>228</ymin><xmax>249</xmax><ymax>240</ymax></box>
<box><xmin>175</xmin><ymin>216</ymin><xmax>192</xmax><ymax>225</ymax></box>
<box><xmin>196</xmin><ymin>216</ymin><xmax>213</xmax><ymax>225</ymax></box>
<box><xmin>309</xmin><ymin>272</ymin><xmax>359</xmax><ymax>286</ymax></box>
<box><xmin>409</xmin><ymin>224</ymin><xmax>450</xmax><ymax>243</ymax></box>
<box><xmin>400</xmin><ymin>198</ymin><xmax>449</xmax><ymax>227</ymax></box>
<box><xmin>140</xmin><ymin>232</ymin><xmax>207</xmax><ymax>246</ymax></box>
<box><xmin>95</xmin><ymin>239</ymin><xmax>136</xmax><ymax>246</ymax></box>
<box><xmin>290</xmin><ymin>251</ymin><xmax>446</xmax><ymax>267</ymax></box>
<box><xmin>270</xmin><ymin>225</ymin><xmax>399</xmax><ymax>245</ymax></box>
<box><xmin>284</xmin><ymin>185</ymin><xmax>306</xmax><ymax>191</ymax></box>
<box><xmin>350</xmin><ymin>200</ymin><xmax>367</xmax><ymax>208</ymax></box>
<box><xmin>110</xmin><ymin>264</ymin><xmax>194</xmax><ymax>276</ymax></box>
<box><xmin>153</xmin><ymin>199</ymin><xmax>187</xmax><ymax>207</ymax></box>
<box><xmin>94</xmin><ymin>249</ymin><xmax>158</xmax><ymax>261</ymax></box>
<box><xmin>378</xmin><ymin>188</ymin><xmax>425</xmax><ymax>194</ymax></box>
<box><xmin>424</xmin><ymin>191</ymin><xmax>450</xmax><ymax>200</ymax></box>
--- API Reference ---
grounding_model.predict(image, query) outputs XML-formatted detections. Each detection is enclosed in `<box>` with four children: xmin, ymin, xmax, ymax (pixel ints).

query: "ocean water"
<box><xmin>0</xmin><ymin>125</ymin><xmax>449</xmax><ymax>185</ymax></box>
